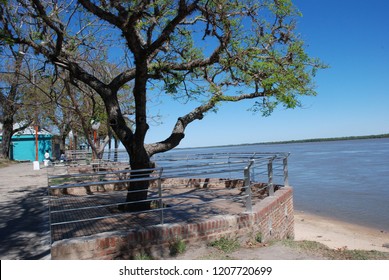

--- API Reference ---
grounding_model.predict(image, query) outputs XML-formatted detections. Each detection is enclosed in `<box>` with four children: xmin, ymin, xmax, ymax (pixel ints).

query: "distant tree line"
<box><xmin>261</xmin><ymin>134</ymin><xmax>389</xmax><ymax>145</ymax></box>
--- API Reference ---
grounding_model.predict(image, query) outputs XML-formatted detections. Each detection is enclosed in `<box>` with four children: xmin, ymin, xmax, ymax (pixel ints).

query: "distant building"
<box><xmin>0</xmin><ymin>123</ymin><xmax>53</xmax><ymax>162</ymax></box>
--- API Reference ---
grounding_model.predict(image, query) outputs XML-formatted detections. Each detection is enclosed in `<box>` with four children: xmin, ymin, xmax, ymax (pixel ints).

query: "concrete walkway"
<box><xmin>0</xmin><ymin>163</ymin><xmax>50</xmax><ymax>259</ymax></box>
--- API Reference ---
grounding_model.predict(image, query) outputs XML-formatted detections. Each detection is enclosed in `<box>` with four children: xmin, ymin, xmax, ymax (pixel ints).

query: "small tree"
<box><xmin>1</xmin><ymin>0</ymin><xmax>325</xmax><ymax>210</ymax></box>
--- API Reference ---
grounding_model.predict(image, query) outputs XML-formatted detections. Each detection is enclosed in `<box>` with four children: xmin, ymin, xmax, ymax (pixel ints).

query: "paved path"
<box><xmin>0</xmin><ymin>163</ymin><xmax>50</xmax><ymax>259</ymax></box>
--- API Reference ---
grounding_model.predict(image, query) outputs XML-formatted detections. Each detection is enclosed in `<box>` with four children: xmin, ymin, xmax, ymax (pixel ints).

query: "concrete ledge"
<box><xmin>51</xmin><ymin>187</ymin><xmax>294</xmax><ymax>259</ymax></box>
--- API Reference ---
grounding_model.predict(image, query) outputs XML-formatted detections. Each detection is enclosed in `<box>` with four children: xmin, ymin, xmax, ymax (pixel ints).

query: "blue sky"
<box><xmin>145</xmin><ymin>0</ymin><xmax>389</xmax><ymax>148</ymax></box>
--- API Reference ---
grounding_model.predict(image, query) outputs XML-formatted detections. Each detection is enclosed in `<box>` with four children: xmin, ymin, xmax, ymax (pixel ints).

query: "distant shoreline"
<box><xmin>258</xmin><ymin>133</ymin><xmax>389</xmax><ymax>145</ymax></box>
<box><xmin>181</xmin><ymin>133</ymin><xmax>389</xmax><ymax>150</ymax></box>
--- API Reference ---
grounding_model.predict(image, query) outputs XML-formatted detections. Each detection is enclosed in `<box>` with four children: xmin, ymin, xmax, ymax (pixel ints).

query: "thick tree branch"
<box><xmin>109</xmin><ymin>68</ymin><xmax>136</xmax><ymax>91</ymax></box>
<box><xmin>65</xmin><ymin>60</ymin><xmax>112</xmax><ymax>98</ymax></box>
<box><xmin>78</xmin><ymin>0</ymin><xmax>125</xmax><ymax>28</ymax></box>
<box><xmin>31</xmin><ymin>0</ymin><xmax>64</xmax><ymax>56</ymax></box>
<box><xmin>146</xmin><ymin>86</ymin><xmax>268</xmax><ymax>156</ymax></box>
<box><xmin>13</xmin><ymin>121</ymin><xmax>33</xmax><ymax>134</ymax></box>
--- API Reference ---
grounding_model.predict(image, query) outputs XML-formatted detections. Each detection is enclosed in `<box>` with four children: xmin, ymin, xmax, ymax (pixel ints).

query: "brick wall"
<box><xmin>51</xmin><ymin>187</ymin><xmax>294</xmax><ymax>259</ymax></box>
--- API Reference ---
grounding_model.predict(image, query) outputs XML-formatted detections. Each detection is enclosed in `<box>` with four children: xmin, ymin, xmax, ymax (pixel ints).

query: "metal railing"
<box><xmin>63</xmin><ymin>149</ymin><xmax>92</xmax><ymax>164</ymax></box>
<box><xmin>48</xmin><ymin>152</ymin><xmax>290</xmax><ymax>241</ymax></box>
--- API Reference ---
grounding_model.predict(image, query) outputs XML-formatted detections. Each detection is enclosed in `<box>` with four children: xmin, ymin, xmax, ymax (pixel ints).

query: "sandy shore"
<box><xmin>294</xmin><ymin>211</ymin><xmax>389</xmax><ymax>253</ymax></box>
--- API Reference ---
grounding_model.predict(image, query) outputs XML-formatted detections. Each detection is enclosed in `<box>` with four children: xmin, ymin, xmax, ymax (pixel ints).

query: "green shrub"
<box><xmin>210</xmin><ymin>237</ymin><xmax>240</xmax><ymax>253</ymax></box>
<box><xmin>133</xmin><ymin>252</ymin><xmax>153</xmax><ymax>260</ymax></box>
<box><xmin>170</xmin><ymin>239</ymin><xmax>187</xmax><ymax>256</ymax></box>
<box><xmin>255</xmin><ymin>232</ymin><xmax>263</xmax><ymax>243</ymax></box>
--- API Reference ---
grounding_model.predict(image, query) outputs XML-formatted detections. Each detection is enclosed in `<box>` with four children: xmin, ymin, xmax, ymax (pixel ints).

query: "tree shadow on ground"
<box><xmin>0</xmin><ymin>186</ymin><xmax>50</xmax><ymax>259</ymax></box>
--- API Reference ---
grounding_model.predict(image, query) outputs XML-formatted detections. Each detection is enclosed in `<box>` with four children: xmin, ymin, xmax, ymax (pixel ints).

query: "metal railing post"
<box><xmin>158</xmin><ymin>168</ymin><xmax>164</xmax><ymax>225</ymax></box>
<box><xmin>267</xmin><ymin>158</ymin><xmax>274</xmax><ymax>196</ymax></box>
<box><xmin>283</xmin><ymin>156</ymin><xmax>289</xmax><ymax>187</ymax></box>
<box><xmin>228</xmin><ymin>154</ymin><xmax>231</xmax><ymax>179</ymax></box>
<box><xmin>244</xmin><ymin>160</ymin><xmax>254</xmax><ymax>212</ymax></box>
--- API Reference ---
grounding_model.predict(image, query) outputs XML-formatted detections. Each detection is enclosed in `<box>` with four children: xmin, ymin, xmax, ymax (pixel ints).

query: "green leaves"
<box><xmin>138</xmin><ymin>0</ymin><xmax>325</xmax><ymax>120</ymax></box>
<box><xmin>267</xmin><ymin>0</ymin><xmax>301</xmax><ymax>17</ymax></box>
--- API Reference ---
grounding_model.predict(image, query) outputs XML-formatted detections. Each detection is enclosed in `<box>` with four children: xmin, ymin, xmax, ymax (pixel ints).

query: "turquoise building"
<box><xmin>0</xmin><ymin>125</ymin><xmax>53</xmax><ymax>162</ymax></box>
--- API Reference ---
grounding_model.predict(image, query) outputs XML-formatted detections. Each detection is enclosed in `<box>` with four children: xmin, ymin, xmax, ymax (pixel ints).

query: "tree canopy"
<box><xmin>1</xmin><ymin>0</ymin><xmax>324</xmax><ymax>165</ymax></box>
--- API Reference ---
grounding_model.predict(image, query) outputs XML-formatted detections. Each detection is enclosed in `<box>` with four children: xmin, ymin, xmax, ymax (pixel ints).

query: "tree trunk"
<box><xmin>110</xmin><ymin>56</ymin><xmax>154</xmax><ymax>211</ymax></box>
<box><xmin>101</xmin><ymin>92</ymin><xmax>152</xmax><ymax>211</ymax></box>
<box><xmin>114</xmin><ymin>143</ymin><xmax>154</xmax><ymax>211</ymax></box>
<box><xmin>125</xmin><ymin>150</ymin><xmax>155</xmax><ymax>211</ymax></box>
<box><xmin>60</xmin><ymin>134</ymin><xmax>66</xmax><ymax>153</ymax></box>
<box><xmin>1</xmin><ymin>119</ymin><xmax>14</xmax><ymax>159</ymax></box>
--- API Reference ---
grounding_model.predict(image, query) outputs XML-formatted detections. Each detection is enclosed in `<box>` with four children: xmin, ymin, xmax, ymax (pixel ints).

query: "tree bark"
<box><xmin>1</xmin><ymin>119</ymin><xmax>13</xmax><ymax>159</ymax></box>
<box><xmin>97</xmin><ymin>86</ymin><xmax>148</xmax><ymax>211</ymax></box>
<box><xmin>121</xmin><ymin>58</ymin><xmax>155</xmax><ymax>211</ymax></box>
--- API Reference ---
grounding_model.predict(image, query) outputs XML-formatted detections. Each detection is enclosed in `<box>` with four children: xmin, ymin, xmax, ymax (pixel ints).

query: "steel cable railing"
<box><xmin>48</xmin><ymin>152</ymin><xmax>290</xmax><ymax>241</ymax></box>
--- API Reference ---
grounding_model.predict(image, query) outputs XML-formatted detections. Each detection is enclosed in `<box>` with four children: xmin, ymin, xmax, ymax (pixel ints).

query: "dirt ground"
<box><xmin>166</xmin><ymin>241</ymin><xmax>326</xmax><ymax>260</ymax></box>
<box><xmin>0</xmin><ymin>161</ymin><xmax>50</xmax><ymax>259</ymax></box>
<box><xmin>1</xmin><ymin>161</ymin><xmax>389</xmax><ymax>260</ymax></box>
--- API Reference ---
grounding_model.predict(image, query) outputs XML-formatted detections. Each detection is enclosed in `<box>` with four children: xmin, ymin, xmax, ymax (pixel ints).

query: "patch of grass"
<box><xmin>49</xmin><ymin>177</ymin><xmax>73</xmax><ymax>185</ymax></box>
<box><xmin>209</xmin><ymin>237</ymin><xmax>240</xmax><ymax>253</ymax></box>
<box><xmin>133</xmin><ymin>252</ymin><xmax>153</xmax><ymax>260</ymax></box>
<box><xmin>0</xmin><ymin>158</ymin><xmax>16</xmax><ymax>168</ymax></box>
<box><xmin>198</xmin><ymin>251</ymin><xmax>237</xmax><ymax>260</ymax></box>
<box><xmin>170</xmin><ymin>239</ymin><xmax>187</xmax><ymax>256</ymax></box>
<box><xmin>282</xmin><ymin>240</ymin><xmax>327</xmax><ymax>251</ymax></box>
<box><xmin>327</xmin><ymin>248</ymin><xmax>389</xmax><ymax>260</ymax></box>
<box><xmin>281</xmin><ymin>240</ymin><xmax>389</xmax><ymax>260</ymax></box>
<box><xmin>255</xmin><ymin>232</ymin><xmax>263</xmax><ymax>243</ymax></box>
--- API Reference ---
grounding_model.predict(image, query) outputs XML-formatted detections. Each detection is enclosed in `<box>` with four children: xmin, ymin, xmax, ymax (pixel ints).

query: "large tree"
<box><xmin>1</xmin><ymin>0</ymin><xmax>324</xmax><ymax>210</ymax></box>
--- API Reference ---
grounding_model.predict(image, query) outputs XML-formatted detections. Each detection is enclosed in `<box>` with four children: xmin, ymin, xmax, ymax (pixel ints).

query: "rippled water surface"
<box><xmin>169</xmin><ymin>138</ymin><xmax>389</xmax><ymax>230</ymax></box>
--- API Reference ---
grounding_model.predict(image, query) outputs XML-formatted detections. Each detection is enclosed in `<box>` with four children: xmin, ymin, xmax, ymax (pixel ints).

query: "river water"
<box><xmin>166</xmin><ymin>138</ymin><xmax>389</xmax><ymax>231</ymax></box>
